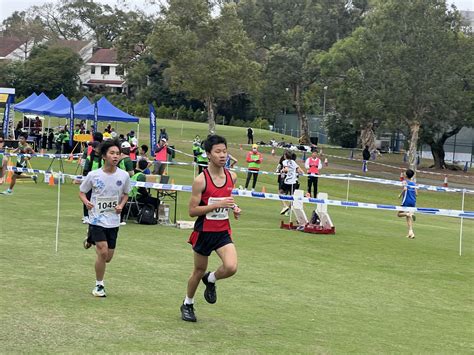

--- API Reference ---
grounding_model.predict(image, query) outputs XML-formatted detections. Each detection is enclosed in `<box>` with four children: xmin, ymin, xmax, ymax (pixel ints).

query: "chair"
<box><xmin>124</xmin><ymin>194</ymin><xmax>144</xmax><ymax>222</ymax></box>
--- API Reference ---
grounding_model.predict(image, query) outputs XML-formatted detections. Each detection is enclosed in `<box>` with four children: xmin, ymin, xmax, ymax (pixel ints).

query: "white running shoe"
<box><xmin>280</xmin><ymin>206</ymin><xmax>290</xmax><ymax>215</ymax></box>
<box><xmin>92</xmin><ymin>285</ymin><xmax>106</xmax><ymax>297</ymax></box>
<box><xmin>120</xmin><ymin>222</ymin><xmax>126</xmax><ymax>226</ymax></box>
<box><xmin>1</xmin><ymin>189</ymin><xmax>12</xmax><ymax>195</ymax></box>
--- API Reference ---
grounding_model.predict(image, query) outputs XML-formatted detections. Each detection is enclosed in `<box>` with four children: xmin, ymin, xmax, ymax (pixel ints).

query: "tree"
<box><xmin>237</xmin><ymin>0</ymin><xmax>369</xmax><ymax>143</ymax></box>
<box><xmin>320</xmin><ymin>0</ymin><xmax>474</xmax><ymax>169</ymax></box>
<box><xmin>149</xmin><ymin>0</ymin><xmax>260</xmax><ymax>134</ymax></box>
<box><xmin>24</xmin><ymin>47</ymin><xmax>83</xmax><ymax>97</ymax></box>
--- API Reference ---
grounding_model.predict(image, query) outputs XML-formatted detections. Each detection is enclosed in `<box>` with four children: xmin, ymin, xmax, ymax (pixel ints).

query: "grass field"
<box><xmin>0</xmin><ymin>117</ymin><xmax>473</xmax><ymax>353</ymax></box>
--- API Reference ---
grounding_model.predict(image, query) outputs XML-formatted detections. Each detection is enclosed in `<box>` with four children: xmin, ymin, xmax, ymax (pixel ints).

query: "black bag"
<box><xmin>138</xmin><ymin>204</ymin><xmax>157</xmax><ymax>225</ymax></box>
<box><xmin>310</xmin><ymin>211</ymin><xmax>321</xmax><ymax>225</ymax></box>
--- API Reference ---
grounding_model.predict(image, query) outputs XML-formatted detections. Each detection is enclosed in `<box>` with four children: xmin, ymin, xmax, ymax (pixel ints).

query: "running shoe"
<box><xmin>92</xmin><ymin>285</ymin><xmax>106</xmax><ymax>297</ymax></box>
<box><xmin>120</xmin><ymin>222</ymin><xmax>127</xmax><ymax>226</ymax></box>
<box><xmin>180</xmin><ymin>303</ymin><xmax>197</xmax><ymax>322</ymax></box>
<box><xmin>31</xmin><ymin>175</ymin><xmax>38</xmax><ymax>184</ymax></box>
<box><xmin>1</xmin><ymin>189</ymin><xmax>12</xmax><ymax>195</ymax></box>
<box><xmin>202</xmin><ymin>272</ymin><xmax>217</xmax><ymax>304</ymax></box>
<box><xmin>83</xmin><ymin>238</ymin><xmax>92</xmax><ymax>250</ymax></box>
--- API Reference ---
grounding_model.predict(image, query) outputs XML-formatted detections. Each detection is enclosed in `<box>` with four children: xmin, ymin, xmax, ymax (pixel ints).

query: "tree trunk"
<box><xmin>293</xmin><ymin>85</ymin><xmax>310</xmax><ymax>144</ymax></box>
<box><xmin>430</xmin><ymin>142</ymin><xmax>446</xmax><ymax>169</ymax></box>
<box><xmin>428</xmin><ymin>126</ymin><xmax>462</xmax><ymax>169</ymax></box>
<box><xmin>360</xmin><ymin>122</ymin><xmax>377</xmax><ymax>151</ymax></box>
<box><xmin>407</xmin><ymin>121</ymin><xmax>420</xmax><ymax>171</ymax></box>
<box><xmin>205</xmin><ymin>96</ymin><xmax>216</xmax><ymax>135</ymax></box>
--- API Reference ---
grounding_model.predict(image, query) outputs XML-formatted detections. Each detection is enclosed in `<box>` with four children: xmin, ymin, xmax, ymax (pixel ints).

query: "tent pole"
<box><xmin>136</xmin><ymin>121</ymin><xmax>140</xmax><ymax>145</ymax></box>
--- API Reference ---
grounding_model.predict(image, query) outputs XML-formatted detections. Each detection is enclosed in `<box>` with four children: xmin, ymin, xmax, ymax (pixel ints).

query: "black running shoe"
<box><xmin>180</xmin><ymin>303</ymin><xmax>197</xmax><ymax>322</ymax></box>
<box><xmin>202</xmin><ymin>272</ymin><xmax>217</xmax><ymax>304</ymax></box>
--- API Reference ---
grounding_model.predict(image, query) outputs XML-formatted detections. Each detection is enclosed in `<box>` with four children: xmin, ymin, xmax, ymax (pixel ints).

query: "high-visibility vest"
<box><xmin>129</xmin><ymin>172</ymin><xmax>145</xmax><ymax>198</ymax></box>
<box><xmin>154</xmin><ymin>147</ymin><xmax>167</xmax><ymax>161</ymax></box>
<box><xmin>307</xmin><ymin>157</ymin><xmax>320</xmax><ymax>175</ymax></box>
<box><xmin>247</xmin><ymin>152</ymin><xmax>261</xmax><ymax>170</ymax></box>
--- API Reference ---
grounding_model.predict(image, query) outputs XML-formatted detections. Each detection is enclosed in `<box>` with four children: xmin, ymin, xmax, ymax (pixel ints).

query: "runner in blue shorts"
<box><xmin>397</xmin><ymin>169</ymin><xmax>418</xmax><ymax>239</ymax></box>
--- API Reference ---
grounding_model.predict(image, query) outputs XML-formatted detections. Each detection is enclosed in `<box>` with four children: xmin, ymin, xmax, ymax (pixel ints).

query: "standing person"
<box><xmin>225</xmin><ymin>153</ymin><xmax>238</xmax><ymax>170</ymax></box>
<box><xmin>47</xmin><ymin>129</ymin><xmax>54</xmax><ymax>150</ymax></box>
<box><xmin>181</xmin><ymin>135</ymin><xmax>241</xmax><ymax>322</ymax></box>
<box><xmin>397</xmin><ymin>169</ymin><xmax>417</xmax><ymax>239</ymax></box>
<box><xmin>62</xmin><ymin>128</ymin><xmax>70</xmax><ymax>154</ymax></box>
<box><xmin>79</xmin><ymin>140</ymin><xmax>131</xmax><ymax>297</ymax></box>
<box><xmin>362</xmin><ymin>146</ymin><xmax>371</xmax><ymax>161</ymax></box>
<box><xmin>193</xmin><ymin>138</ymin><xmax>208</xmax><ymax>174</ymax></box>
<box><xmin>279</xmin><ymin>151</ymin><xmax>304</xmax><ymax>215</ymax></box>
<box><xmin>305</xmin><ymin>149</ymin><xmax>322</xmax><ymax>198</ymax></box>
<box><xmin>118</xmin><ymin>141</ymin><xmax>134</xmax><ymax>177</ymax></box>
<box><xmin>1</xmin><ymin>133</ymin><xmax>38</xmax><ymax>195</ymax></box>
<box><xmin>244</xmin><ymin>144</ymin><xmax>262</xmax><ymax>191</ymax></box>
<box><xmin>81</xmin><ymin>140</ymin><xmax>103</xmax><ymax>225</ymax></box>
<box><xmin>153</xmin><ymin>138</ymin><xmax>172</xmax><ymax>175</ymax></box>
<box><xmin>247</xmin><ymin>127</ymin><xmax>254</xmax><ymax>144</ymax></box>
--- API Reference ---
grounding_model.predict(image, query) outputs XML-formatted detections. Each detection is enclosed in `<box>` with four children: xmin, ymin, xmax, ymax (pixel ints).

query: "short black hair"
<box><xmin>19</xmin><ymin>132</ymin><xmax>28</xmax><ymax>139</ymax></box>
<box><xmin>203</xmin><ymin>135</ymin><xmax>227</xmax><ymax>153</ymax></box>
<box><xmin>141</xmin><ymin>144</ymin><xmax>148</xmax><ymax>153</ymax></box>
<box><xmin>138</xmin><ymin>159</ymin><xmax>148</xmax><ymax>170</ymax></box>
<box><xmin>100</xmin><ymin>139</ymin><xmax>121</xmax><ymax>157</ymax></box>
<box><xmin>93</xmin><ymin>132</ymin><xmax>103</xmax><ymax>143</ymax></box>
<box><xmin>406</xmin><ymin>169</ymin><xmax>415</xmax><ymax>179</ymax></box>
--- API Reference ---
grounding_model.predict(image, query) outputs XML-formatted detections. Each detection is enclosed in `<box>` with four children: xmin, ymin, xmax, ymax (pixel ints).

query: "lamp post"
<box><xmin>323</xmin><ymin>86</ymin><xmax>328</xmax><ymax>118</ymax></box>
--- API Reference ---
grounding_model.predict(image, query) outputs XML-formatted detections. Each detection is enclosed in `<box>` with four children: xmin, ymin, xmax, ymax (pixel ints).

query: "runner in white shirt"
<box><xmin>280</xmin><ymin>151</ymin><xmax>304</xmax><ymax>215</ymax></box>
<box><xmin>79</xmin><ymin>140</ymin><xmax>131</xmax><ymax>297</ymax></box>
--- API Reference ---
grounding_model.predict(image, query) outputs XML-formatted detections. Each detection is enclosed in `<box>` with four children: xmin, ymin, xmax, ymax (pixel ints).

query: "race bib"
<box><xmin>95</xmin><ymin>196</ymin><xmax>119</xmax><ymax>215</ymax></box>
<box><xmin>206</xmin><ymin>197</ymin><xmax>229</xmax><ymax>220</ymax></box>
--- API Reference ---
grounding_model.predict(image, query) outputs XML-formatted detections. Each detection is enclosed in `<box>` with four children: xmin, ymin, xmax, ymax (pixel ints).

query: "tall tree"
<box><xmin>237</xmin><ymin>0</ymin><xmax>369</xmax><ymax>143</ymax></box>
<box><xmin>320</xmin><ymin>0</ymin><xmax>474</xmax><ymax>169</ymax></box>
<box><xmin>149</xmin><ymin>0</ymin><xmax>260</xmax><ymax>134</ymax></box>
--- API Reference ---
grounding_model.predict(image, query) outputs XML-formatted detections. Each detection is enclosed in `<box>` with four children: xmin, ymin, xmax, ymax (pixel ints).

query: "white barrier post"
<box><xmin>55</xmin><ymin>172</ymin><xmax>62</xmax><ymax>253</ymax></box>
<box><xmin>459</xmin><ymin>189</ymin><xmax>465</xmax><ymax>256</ymax></box>
<box><xmin>345</xmin><ymin>177</ymin><xmax>350</xmax><ymax>209</ymax></box>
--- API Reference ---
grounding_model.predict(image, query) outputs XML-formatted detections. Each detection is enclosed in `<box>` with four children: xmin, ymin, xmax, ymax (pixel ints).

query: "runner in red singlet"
<box><xmin>180</xmin><ymin>135</ymin><xmax>241</xmax><ymax>322</ymax></box>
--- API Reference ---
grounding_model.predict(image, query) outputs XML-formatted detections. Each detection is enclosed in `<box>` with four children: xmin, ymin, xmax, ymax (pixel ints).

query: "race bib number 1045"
<box><xmin>95</xmin><ymin>197</ymin><xmax>119</xmax><ymax>214</ymax></box>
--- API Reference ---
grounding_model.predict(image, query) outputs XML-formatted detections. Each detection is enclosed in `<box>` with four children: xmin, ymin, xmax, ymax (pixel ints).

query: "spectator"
<box><xmin>247</xmin><ymin>127</ymin><xmax>254</xmax><ymax>144</ymax></box>
<box><xmin>245</xmin><ymin>144</ymin><xmax>262</xmax><ymax>191</ymax></box>
<box><xmin>153</xmin><ymin>138</ymin><xmax>172</xmax><ymax>175</ymax></box>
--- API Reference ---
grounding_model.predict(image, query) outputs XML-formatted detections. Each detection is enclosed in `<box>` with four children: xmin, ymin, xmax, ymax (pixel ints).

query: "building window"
<box><xmin>116</xmin><ymin>66</ymin><xmax>124</xmax><ymax>76</ymax></box>
<box><xmin>90</xmin><ymin>66</ymin><xmax>95</xmax><ymax>74</ymax></box>
<box><xmin>101</xmin><ymin>66</ymin><xmax>110</xmax><ymax>75</ymax></box>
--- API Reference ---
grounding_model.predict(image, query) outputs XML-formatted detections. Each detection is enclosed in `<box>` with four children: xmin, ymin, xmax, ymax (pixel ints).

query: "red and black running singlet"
<box><xmin>194</xmin><ymin>168</ymin><xmax>234</xmax><ymax>232</ymax></box>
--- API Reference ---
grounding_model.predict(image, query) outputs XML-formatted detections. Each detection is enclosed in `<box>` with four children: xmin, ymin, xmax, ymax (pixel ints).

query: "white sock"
<box><xmin>184</xmin><ymin>296</ymin><xmax>194</xmax><ymax>305</ymax></box>
<box><xmin>208</xmin><ymin>272</ymin><xmax>217</xmax><ymax>283</ymax></box>
<box><xmin>96</xmin><ymin>280</ymin><xmax>104</xmax><ymax>286</ymax></box>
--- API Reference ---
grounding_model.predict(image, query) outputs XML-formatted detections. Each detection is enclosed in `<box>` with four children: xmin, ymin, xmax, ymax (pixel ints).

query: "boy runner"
<box><xmin>280</xmin><ymin>151</ymin><xmax>304</xmax><ymax>215</ymax></box>
<box><xmin>79</xmin><ymin>140</ymin><xmax>131</xmax><ymax>297</ymax></box>
<box><xmin>181</xmin><ymin>135</ymin><xmax>241</xmax><ymax>322</ymax></box>
<box><xmin>1</xmin><ymin>133</ymin><xmax>37</xmax><ymax>195</ymax></box>
<box><xmin>397</xmin><ymin>169</ymin><xmax>417</xmax><ymax>239</ymax></box>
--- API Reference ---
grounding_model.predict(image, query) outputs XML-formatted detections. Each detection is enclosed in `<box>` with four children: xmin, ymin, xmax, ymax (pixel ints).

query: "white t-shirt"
<box><xmin>80</xmin><ymin>168</ymin><xmax>131</xmax><ymax>228</ymax></box>
<box><xmin>283</xmin><ymin>159</ymin><xmax>299</xmax><ymax>185</ymax></box>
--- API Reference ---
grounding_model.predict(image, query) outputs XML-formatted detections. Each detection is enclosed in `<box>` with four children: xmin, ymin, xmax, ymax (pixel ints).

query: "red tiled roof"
<box><xmin>85</xmin><ymin>79</ymin><xmax>125</xmax><ymax>86</ymax></box>
<box><xmin>0</xmin><ymin>37</ymin><xmax>23</xmax><ymax>57</ymax></box>
<box><xmin>87</xmin><ymin>48</ymin><xmax>117</xmax><ymax>64</ymax></box>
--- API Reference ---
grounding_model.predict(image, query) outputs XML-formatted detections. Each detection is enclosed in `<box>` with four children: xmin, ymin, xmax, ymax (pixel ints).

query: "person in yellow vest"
<box><xmin>245</xmin><ymin>144</ymin><xmax>262</xmax><ymax>191</ymax></box>
<box><xmin>304</xmin><ymin>149</ymin><xmax>322</xmax><ymax>198</ymax></box>
<box><xmin>129</xmin><ymin>160</ymin><xmax>159</xmax><ymax>209</ymax></box>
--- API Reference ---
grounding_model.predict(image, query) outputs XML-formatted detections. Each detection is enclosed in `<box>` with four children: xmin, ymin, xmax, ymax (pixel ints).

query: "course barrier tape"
<box><xmin>157</xmin><ymin>160</ymin><xmax>474</xmax><ymax>194</ymax></box>
<box><xmin>2</xmin><ymin>152</ymin><xmax>82</xmax><ymax>159</ymax></box>
<box><xmin>6</xmin><ymin>166</ymin><xmax>473</xmax><ymax>219</ymax></box>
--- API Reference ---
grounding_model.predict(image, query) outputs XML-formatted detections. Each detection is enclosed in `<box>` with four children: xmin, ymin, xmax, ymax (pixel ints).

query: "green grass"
<box><xmin>0</xmin><ymin>117</ymin><xmax>473</xmax><ymax>353</ymax></box>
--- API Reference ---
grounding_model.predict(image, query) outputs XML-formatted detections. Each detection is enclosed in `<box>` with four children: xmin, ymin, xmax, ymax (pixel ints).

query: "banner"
<box><xmin>93</xmin><ymin>102</ymin><xmax>99</xmax><ymax>134</ymax></box>
<box><xmin>149</xmin><ymin>104</ymin><xmax>157</xmax><ymax>155</ymax></box>
<box><xmin>69</xmin><ymin>102</ymin><xmax>74</xmax><ymax>147</ymax></box>
<box><xmin>2</xmin><ymin>97</ymin><xmax>10</xmax><ymax>137</ymax></box>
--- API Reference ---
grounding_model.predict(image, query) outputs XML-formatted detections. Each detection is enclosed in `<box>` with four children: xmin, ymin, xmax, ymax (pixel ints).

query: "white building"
<box><xmin>83</xmin><ymin>48</ymin><xmax>127</xmax><ymax>93</ymax></box>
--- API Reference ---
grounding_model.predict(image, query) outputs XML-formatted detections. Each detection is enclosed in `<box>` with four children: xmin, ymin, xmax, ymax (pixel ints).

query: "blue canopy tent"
<box><xmin>14</xmin><ymin>92</ymin><xmax>51</xmax><ymax>113</ymax></box>
<box><xmin>74</xmin><ymin>96</ymin><xmax>140</xmax><ymax>142</ymax></box>
<box><xmin>28</xmin><ymin>94</ymin><xmax>71</xmax><ymax>116</ymax></box>
<box><xmin>13</xmin><ymin>92</ymin><xmax>37</xmax><ymax>111</ymax></box>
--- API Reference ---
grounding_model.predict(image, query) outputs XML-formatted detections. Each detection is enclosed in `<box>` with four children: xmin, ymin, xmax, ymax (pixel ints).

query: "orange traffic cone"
<box><xmin>5</xmin><ymin>161</ymin><xmax>13</xmax><ymax>184</ymax></box>
<box><xmin>400</xmin><ymin>170</ymin><xmax>405</xmax><ymax>181</ymax></box>
<box><xmin>262</xmin><ymin>186</ymin><xmax>266</xmax><ymax>193</ymax></box>
<box><xmin>324</xmin><ymin>157</ymin><xmax>328</xmax><ymax>167</ymax></box>
<box><xmin>48</xmin><ymin>173</ymin><xmax>55</xmax><ymax>186</ymax></box>
<box><xmin>443</xmin><ymin>174</ymin><xmax>448</xmax><ymax>187</ymax></box>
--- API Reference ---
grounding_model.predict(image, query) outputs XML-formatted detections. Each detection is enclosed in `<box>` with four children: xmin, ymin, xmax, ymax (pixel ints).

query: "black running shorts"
<box><xmin>188</xmin><ymin>230</ymin><xmax>233</xmax><ymax>257</ymax></box>
<box><xmin>88</xmin><ymin>225</ymin><xmax>119</xmax><ymax>249</ymax></box>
